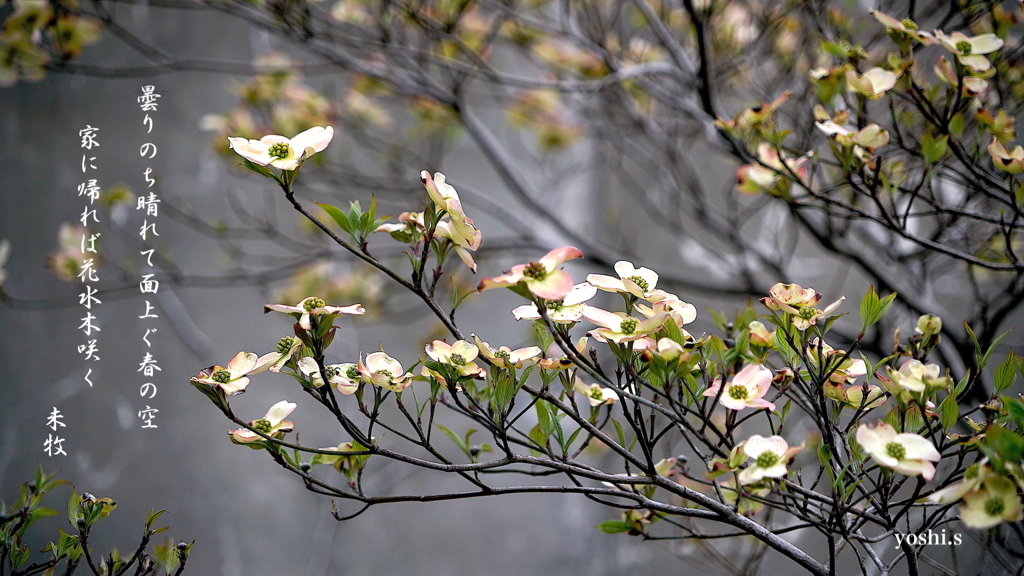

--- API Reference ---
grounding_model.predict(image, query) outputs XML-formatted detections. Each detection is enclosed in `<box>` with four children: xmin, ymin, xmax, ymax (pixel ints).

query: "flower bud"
<box><xmin>916</xmin><ymin>314</ymin><xmax>942</xmax><ymax>337</ymax></box>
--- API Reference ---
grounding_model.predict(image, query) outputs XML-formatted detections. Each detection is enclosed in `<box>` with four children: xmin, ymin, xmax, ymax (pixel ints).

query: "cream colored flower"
<box><xmin>472</xmin><ymin>336</ymin><xmax>541</xmax><ymax>369</ymax></box>
<box><xmin>959</xmin><ymin>475</ymin><xmax>1023</xmax><ymax>529</ymax></box>
<box><xmin>228</xmin><ymin>126</ymin><xmax>334</xmax><ymax>170</ymax></box>
<box><xmin>229</xmin><ymin>400</ymin><xmax>296</xmax><ymax>444</ymax></box>
<box><xmin>857</xmin><ymin>422</ymin><xmax>940</xmax><ymax>481</ymax></box>
<box><xmin>358</xmin><ymin>352</ymin><xmax>413</xmax><ymax>392</ymax></box>
<box><xmin>738</xmin><ymin>435</ymin><xmax>803</xmax><ymax>485</ymax></box>
<box><xmin>425</xmin><ymin>340</ymin><xmax>486</xmax><ymax>378</ymax></box>
<box><xmin>935</xmin><ymin>30</ymin><xmax>1003</xmax><ymax>72</ymax></box>
<box><xmin>846</xmin><ymin>67</ymin><xmax>899</xmax><ymax>100</ymax></box>
<box><xmin>574</xmin><ymin>378</ymin><xmax>618</xmax><ymax>406</ymax></box>
<box><xmin>587</xmin><ymin>260</ymin><xmax>659</xmax><ymax>298</ymax></box>
<box><xmin>191</xmin><ymin>351</ymin><xmax>261</xmax><ymax>396</ymax></box>
<box><xmin>264</xmin><ymin>296</ymin><xmax>365</xmax><ymax>331</ymax></box>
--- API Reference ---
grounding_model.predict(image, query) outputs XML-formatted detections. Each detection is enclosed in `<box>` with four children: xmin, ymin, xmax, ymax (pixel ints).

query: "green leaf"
<box><xmin>822</xmin><ymin>41</ymin><xmax>848</xmax><ymax>59</ymax></box>
<box><xmin>316</xmin><ymin>202</ymin><xmax>354</xmax><ymax>235</ymax></box>
<box><xmin>597</xmin><ymin>520</ymin><xmax>634</xmax><ymax>534</ymax></box>
<box><xmin>938</xmin><ymin>393</ymin><xmax>959</xmax><ymax>430</ymax></box>
<box><xmin>858</xmin><ymin>286</ymin><xmax>895</xmax><ymax>331</ymax></box>
<box><xmin>612</xmin><ymin>418</ymin><xmax>627</xmax><ymax>448</ymax></box>
<box><xmin>994</xmin><ymin>352</ymin><xmax>1018</xmax><ymax>394</ymax></box>
<box><xmin>1007</xmin><ymin>397</ymin><xmax>1024</xmax><ymax>429</ymax></box>
<box><xmin>67</xmin><ymin>488</ymin><xmax>80</xmax><ymax>525</ymax></box>
<box><xmin>773</xmin><ymin>329</ymin><xmax>798</xmax><ymax>365</ymax></box>
<box><xmin>980</xmin><ymin>330</ymin><xmax>1013</xmax><ymax>371</ymax></box>
<box><xmin>532</xmin><ymin>320</ymin><xmax>554</xmax><ymax>351</ymax></box>
<box><xmin>27</xmin><ymin>507</ymin><xmax>58</xmax><ymax>522</ymax></box>
<box><xmin>948</xmin><ymin>113</ymin><xmax>965</xmax><ymax>137</ymax></box>
<box><xmin>435</xmin><ymin>424</ymin><xmax>471</xmax><ymax>459</ymax></box>
<box><xmin>707</xmin><ymin>308</ymin><xmax>729</xmax><ymax>333</ymax></box>
<box><xmin>921</xmin><ymin>132</ymin><xmax>948</xmax><ymax>165</ymax></box>
<box><xmin>982</xmin><ymin>425</ymin><xmax>1024</xmax><ymax>463</ymax></box>
<box><xmin>954</xmin><ymin>370</ymin><xmax>972</xmax><ymax>398</ymax></box>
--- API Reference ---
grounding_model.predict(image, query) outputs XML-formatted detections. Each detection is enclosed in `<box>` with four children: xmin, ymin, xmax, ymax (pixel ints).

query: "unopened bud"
<box><xmin>915</xmin><ymin>314</ymin><xmax>942</xmax><ymax>337</ymax></box>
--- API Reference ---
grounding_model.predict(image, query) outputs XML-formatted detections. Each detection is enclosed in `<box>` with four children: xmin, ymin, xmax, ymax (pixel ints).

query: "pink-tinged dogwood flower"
<box><xmin>358</xmin><ymin>351</ymin><xmax>413</xmax><ymax>392</ymax></box>
<box><xmin>425</xmin><ymin>340</ymin><xmax>486</xmax><ymax>378</ymax></box>
<box><xmin>512</xmin><ymin>282</ymin><xmax>597</xmax><ymax>323</ymax></box>
<box><xmin>636</xmin><ymin>291</ymin><xmax>697</xmax><ymax>327</ymax></box>
<box><xmin>376</xmin><ymin>211</ymin><xmax>426</xmax><ymax>236</ymax></box>
<box><xmin>297</xmin><ymin>357</ymin><xmax>360</xmax><ymax>394</ymax></box>
<box><xmin>761</xmin><ymin>282</ymin><xmax>843</xmax><ymax>331</ymax></box>
<box><xmin>472</xmin><ymin>336</ymin><xmax>541</xmax><ymax>369</ymax></box>
<box><xmin>959</xmin><ymin>475</ymin><xmax>1023</xmax><ymax>529</ymax></box>
<box><xmin>735</xmin><ymin>143</ymin><xmax>809</xmax><ymax>195</ymax></box>
<box><xmin>934</xmin><ymin>57</ymin><xmax>989</xmax><ymax>97</ymax></box>
<box><xmin>846</xmin><ymin>67</ymin><xmax>899</xmax><ymax>100</ymax></box>
<box><xmin>703</xmin><ymin>364</ymin><xmax>776</xmax><ymax>411</ymax></box>
<box><xmin>191</xmin><ymin>351</ymin><xmax>261</xmax><ymax>396</ymax></box>
<box><xmin>264</xmin><ymin>296</ymin><xmax>365</xmax><ymax>331</ymax></box>
<box><xmin>857</xmin><ymin>422</ymin><xmax>940</xmax><ymax>481</ymax></box>
<box><xmin>988</xmin><ymin>137</ymin><xmax>1024</xmax><ymax>174</ymax></box>
<box><xmin>479</xmin><ymin>246</ymin><xmax>583</xmax><ymax>300</ymax></box>
<box><xmin>587</xmin><ymin>260</ymin><xmax>659</xmax><ymax>298</ymax></box>
<box><xmin>748</xmin><ymin>321</ymin><xmax>775</xmax><ymax>347</ymax></box>
<box><xmin>574</xmin><ymin>378</ymin><xmax>618</xmax><ymax>406</ymax></box>
<box><xmin>738</xmin><ymin>435</ymin><xmax>803</xmax><ymax>485</ymax></box>
<box><xmin>935</xmin><ymin>30</ymin><xmax>1003</xmax><ymax>72</ymax></box>
<box><xmin>582</xmin><ymin>305</ymin><xmax>668</xmax><ymax>344</ymax></box>
<box><xmin>229</xmin><ymin>400</ymin><xmax>296</xmax><ymax>444</ymax></box>
<box><xmin>228</xmin><ymin>126</ymin><xmax>334</xmax><ymax>170</ymax></box>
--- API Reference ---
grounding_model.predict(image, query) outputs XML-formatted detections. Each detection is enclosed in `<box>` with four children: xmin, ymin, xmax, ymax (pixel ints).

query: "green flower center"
<box><xmin>728</xmin><ymin>385</ymin><xmax>749</xmax><ymax>400</ymax></box>
<box><xmin>323</xmin><ymin>366</ymin><xmax>339</xmax><ymax>378</ymax></box>
<box><xmin>543</xmin><ymin>299</ymin><xmax>563</xmax><ymax>310</ymax></box>
<box><xmin>268</xmin><ymin>142</ymin><xmax>291</xmax><ymax>159</ymax></box>
<box><xmin>252</xmin><ymin>419</ymin><xmax>272</xmax><ymax>434</ymax></box>
<box><xmin>955</xmin><ymin>40</ymin><xmax>972</xmax><ymax>55</ymax></box>
<box><xmin>756</xmin><ymin>452</ymin><xmax>780</xmax><ymax>468</ymax></box>
<box><xmin>495</xmin><ymin>349</ymin><xmax>512</xmax><ymax>361</ymax></box>
<box><xmin>965</xmin><ymin>463</ymin><xmax>980</xmax><ymax>480</ymax></box>
<box><xmin>212</xmin><ymin>369</ymin><xmax>232</xmax><ymax>384</ymax></box>
<box><xmin>375</xmin><ymin>369</ymin><xmax>393</xmax><ymax>379</ymax></box>
<box><xmin>619</xmin><ymin>318</ymin><xmax>638</xmax><ymax>334</ymax></box>
<box><xmin>346</xmin><ymin>366</ymin><xmax>360</xmax><ymax>380</ymax></box>
<box><xmin>984</xmin><ymin>496</ymin><xmax>1005</xmax><ymax>517</ymax></box>
<box><xmin>798</xmin><ymin>307</ymin><xmax>818</xmax><ymax>319</ymax></box>
<box><xmin>523</xmin><ymin>261</ymin><xmax>546</xmax><ymax>279</ymax></box>
<box><xmin>589</xmin><ymin>388</ymin><xmax>604</xmax><ymax>400</ymax></box>
<box><xmin>627</xmin><ymin>275</ymin><xmax>649</xmax><ymax>292</ymax></box>
<box><xmin>277</xmin><ymin>337</ymin><xmax>296</xmax><ymax>354</ymax></box>
<box><xmin>303</xmin><ymin>297</ymin><xmax>326</xmax><ymax>311</ymax></box>
<box><xmin>885</xmin><ymin>442</ymin><xmax>906</xmax><ymax>460</ymax></box>
<box><xmin>900</xmin><ymin>19</ymin><xmax>918</xmax><ymax>30</ymax></box>
<box><xmin>449</xmin><ymin>353</ymin><xmax>466</xmax><ymax>366</ymax></box>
